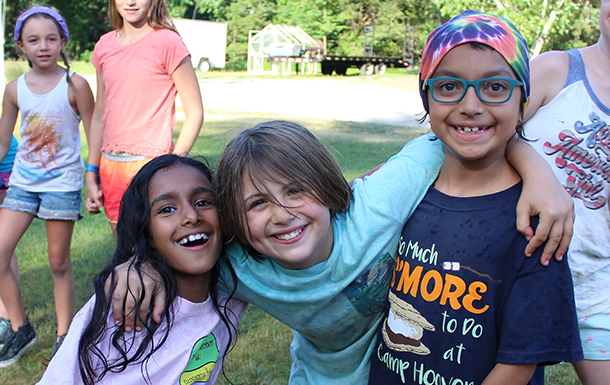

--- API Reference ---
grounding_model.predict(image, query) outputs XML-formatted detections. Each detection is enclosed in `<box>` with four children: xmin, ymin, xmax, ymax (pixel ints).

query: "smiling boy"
<box><xmin>368</xmin><ymin>11</ymin><xmax>583</xmax><ymax>385</ymax></box>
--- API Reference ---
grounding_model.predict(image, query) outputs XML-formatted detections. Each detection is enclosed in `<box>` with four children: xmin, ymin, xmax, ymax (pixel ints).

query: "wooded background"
<box><xmin>4</xmin><ymin>0</ymin><xmax>601</xmax><ymax>70</ymax></box>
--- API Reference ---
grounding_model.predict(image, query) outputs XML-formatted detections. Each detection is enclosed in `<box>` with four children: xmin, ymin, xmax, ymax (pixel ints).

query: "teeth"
<box><xmin>177</xmin><ymin>233</ymin><xmax>209</xmax><ymax>245</ymax></box>
<box><xmin>276</xmin><ymin>227</ymin><xmax>304</xmax><ymax>241</ymax></box>
<box><xmin>457</xmin><ymin>126</ymin><xmax>486</xmax><ymax>133</ymax></box>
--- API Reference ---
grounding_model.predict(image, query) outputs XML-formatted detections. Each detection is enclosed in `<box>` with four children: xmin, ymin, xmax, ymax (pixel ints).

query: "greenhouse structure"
<box><xmin>247</xmin><ymin>24</ymin><xmax>319</xmax><ymax>75</ymax></box>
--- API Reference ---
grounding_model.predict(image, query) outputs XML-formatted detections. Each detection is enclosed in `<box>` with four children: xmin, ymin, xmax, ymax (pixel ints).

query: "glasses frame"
<box><xmin>426</xmin><ymin>77</ymin><xmax>524</xmax><ymax>105</ymax></box>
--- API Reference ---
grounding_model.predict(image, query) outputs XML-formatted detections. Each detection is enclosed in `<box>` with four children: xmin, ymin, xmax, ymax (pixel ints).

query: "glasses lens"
<box><xmin>431</xmin><ymin>78</ymin><xmax>464</xmax><ymax>103</ymax></box>
<box><xmin>477</xmin><ymin>79</ymin><xmax>513</xmax><ymax>103</ymax></box>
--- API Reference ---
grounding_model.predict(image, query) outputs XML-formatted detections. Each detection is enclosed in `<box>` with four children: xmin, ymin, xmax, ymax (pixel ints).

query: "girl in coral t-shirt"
<box><xmin>86</xmin><ymin>0</ymin><xmax>203</xmax><ymax>233</ymax></box>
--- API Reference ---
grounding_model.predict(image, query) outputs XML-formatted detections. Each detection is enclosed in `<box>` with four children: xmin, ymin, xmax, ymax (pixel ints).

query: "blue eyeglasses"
<box><xmin>426</xmin><ymin>77</ymin><xmax>523</xmax><ymax>104</ymax></box>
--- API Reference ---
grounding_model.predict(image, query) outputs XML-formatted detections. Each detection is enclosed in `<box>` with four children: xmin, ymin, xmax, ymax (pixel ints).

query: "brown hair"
<box><xmin>18</xmin><ymin>13</ymin><xmax>72</xmax><ymax>85</ymax></box>
<box><xmin>215</xmin><ymin>120</ymin><xmax>353</xmax><ymax>261</ymax></box>
<box><xmin>108</xmin><ymin>0</ymin><xmax>176</xmax><ymax>32</ymax></box>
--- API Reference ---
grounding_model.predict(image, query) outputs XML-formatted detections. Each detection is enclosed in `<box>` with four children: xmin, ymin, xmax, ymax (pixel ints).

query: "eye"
<box><xmin>248</xmin><ymin>198</ymin><xmax>267</xmax><ymax>210</ymax></box>
<box><xmin>287</xmin><ymin>187</ymin><xmax>304</xmax><ymax>196</ymax></box>
<box><xmin>434</xmin><ymin>79</ymin><xmax>462</xmax><ymax>93</ymax></box>
<box><xmin>482</xmin><ymin>80</ymin><xmax>509</xmax><ymax>93</ymax></box>
<box><xmin>157</xmin><ymin>205</ymin><xmax>176</xmax><ymax>214</ymax></box>
<box><xmin>195</xmin><ymin>198</ymin><xmax>213</xmax><ymax>208</ymax></box>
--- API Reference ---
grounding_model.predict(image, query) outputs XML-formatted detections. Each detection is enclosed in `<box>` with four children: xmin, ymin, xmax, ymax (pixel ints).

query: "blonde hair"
<box><xmin>215</xmin><ymin>120</ymin><xmax>353</xmax><ymax>261</ymax></box>
<box><xmin>107</xmin><ymin>0</ymin><xmax>176</xmax><ymax>32</ymax></box>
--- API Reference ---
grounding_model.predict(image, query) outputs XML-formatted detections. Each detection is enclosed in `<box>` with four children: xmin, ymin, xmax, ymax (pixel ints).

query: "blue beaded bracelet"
<box><xmin>86</xmin><ymin>164</ymin><xmax>99</xmax><ymax>174</ymax></box>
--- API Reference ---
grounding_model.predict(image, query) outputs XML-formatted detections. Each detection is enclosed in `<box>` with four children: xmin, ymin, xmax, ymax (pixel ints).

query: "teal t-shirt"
<box><xmin>221</xmin><ymin>134</ymin><xmax>445</xmax><ymax>384</ymax></box>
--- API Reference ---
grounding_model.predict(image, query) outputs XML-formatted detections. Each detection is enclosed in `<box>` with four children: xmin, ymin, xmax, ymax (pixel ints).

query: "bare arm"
<box><xmin>507</xmin><ymin>138</ymin><xmax>573</xmax><ymax>264</ymax></box>
<box><xmin>0</xmin><ymin>81</ymin><xmax>20</xmax><ymax>163</ymax></box>
<box><xmin>69</xmin><ymin>74</ymin><xmax>95</xmax><ymax>143</ymax></box>
<box><xmin>482</xmin><ymin>363</ymin><xmax>537</xmax><ymax>385</ymax></box>
<box><xmin>85</xmin><ymin>72</ymin><xmax>105</xmax><ymax>215</ymax></box>
<box><xmin>509</xmin><ymin>50</ymin><xmax>574</xmax><ymax>264</ymax></box>
<box><xmin>106</xmin><ymin>260</ymin><xmax>165</xmax><ymax>331</ymax></box>
<box><xmin>171</xmin><ymin>57</ymin><xmax>203</xmax><ymax>156</ymax></box>
<box><xmin>524</xmin><ymin>50</ymin><xmax>570</xmax><ymax>121</ymax></box>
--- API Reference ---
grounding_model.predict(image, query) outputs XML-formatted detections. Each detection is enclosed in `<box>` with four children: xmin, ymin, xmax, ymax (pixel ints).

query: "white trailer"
<box><xmin>172</xmin><ymin>18</ymin><xmax>227</xmax><ymax>72</ymax></box>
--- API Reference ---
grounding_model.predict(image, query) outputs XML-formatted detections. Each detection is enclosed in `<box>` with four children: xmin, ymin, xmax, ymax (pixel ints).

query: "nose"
<box><xmin>458</xmin><ymin>85</ymin><xmax>484</xmax><ymax>116</ymax></box>
<box><xmin>182</xmin><ymin>204</ymin><xmax>202</xmax><ymax>226</ymax></box>
<box><xmin>269</xmin><ymin>202</ymin><xmax>295</xmax><ymax>224</ymax></box>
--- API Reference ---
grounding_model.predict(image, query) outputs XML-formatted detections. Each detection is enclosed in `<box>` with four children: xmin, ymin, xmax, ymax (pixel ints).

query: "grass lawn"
<box><xmin>0</xmin><ymin>62</ymin><xmax>582</xmax><ymax>384</ymax></box>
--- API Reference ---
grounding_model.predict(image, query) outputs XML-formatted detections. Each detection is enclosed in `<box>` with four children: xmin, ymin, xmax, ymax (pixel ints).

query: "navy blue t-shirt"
<box><xmin>368</xmin><ymin>183</ymin><xmax>583</xmax><ymax>385</ymax></box>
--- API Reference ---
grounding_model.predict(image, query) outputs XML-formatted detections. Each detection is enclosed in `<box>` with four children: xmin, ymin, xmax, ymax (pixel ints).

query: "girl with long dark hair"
<box><xmin>39</xmin><ymin>154</ymin><xmax>244</xmax><ymax>384</ymax></box>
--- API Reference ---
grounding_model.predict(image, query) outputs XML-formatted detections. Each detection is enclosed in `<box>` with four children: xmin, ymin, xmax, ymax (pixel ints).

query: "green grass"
<box><xmin>0</xmin><ymin>106</ymin><xmax>582</xmax><ymax>384</ymax></box>
<box><xmin>3</xmin><ymin>60</ymin><xmax>96</xmax><ymax>83</ymax></box>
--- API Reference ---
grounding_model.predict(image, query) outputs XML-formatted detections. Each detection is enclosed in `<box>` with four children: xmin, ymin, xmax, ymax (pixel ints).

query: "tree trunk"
<box><xmin>531</xmin><ymin>0</ymin><xmax>565</xmax><ymax>59</ymax></box>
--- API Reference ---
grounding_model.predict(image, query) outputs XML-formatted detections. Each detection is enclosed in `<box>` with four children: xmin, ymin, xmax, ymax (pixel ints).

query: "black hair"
<box><xmin>78</xmin><ymin>154</ymin><xmax>238</xmax><ymax>385</ymax></box>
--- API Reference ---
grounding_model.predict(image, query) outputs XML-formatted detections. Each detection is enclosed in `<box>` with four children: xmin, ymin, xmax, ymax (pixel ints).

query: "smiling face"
<box><xmin>428</xmin><ymin>43</ymin><xmax>522</xmax><ymax>165</ymax></box>
<box><xmin>16</xmin><ymin>16</ymin><xmax>65</xmax><ymax>70</ymax></box>
<box><xmin>241</xmin><ymin>175</ymin><xmax>334</xmax><ymax>270</ymax></box>
<box><xmin>148</xmin><ymin>164</ymin><xmax>222</xmax><ymax>301</ymax></box>
<box><xmin>115</xmin><ymin>0</ymin><xmax>152</xmax><ymax>28</ymax></box>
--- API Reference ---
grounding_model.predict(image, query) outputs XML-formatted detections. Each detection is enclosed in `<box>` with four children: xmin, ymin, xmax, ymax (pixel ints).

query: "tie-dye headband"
<box><xmin>419</xmin><ymin>10</ymin><xmax>529</xmax><ymax>113</ymax></box>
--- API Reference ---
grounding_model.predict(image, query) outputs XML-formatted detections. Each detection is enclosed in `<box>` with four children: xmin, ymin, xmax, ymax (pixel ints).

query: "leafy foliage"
<box><xmin>187</xmin><ymin>0</ymin><xmax>601</xmax><ymax>69</ymax></box>
<box><xmin>2</xmin><ymin>0</ymin><xmax>601</xmax><ymax>67</ymax></box>
<box><xmin>4</xmin><ymin>0</ymin><xmax>110</xmax><ymax>60</ymax></box>
<box><xmin>431</xmin><ymin>0</ymin><xmax>600</xmax><ymax>57</ymax></box>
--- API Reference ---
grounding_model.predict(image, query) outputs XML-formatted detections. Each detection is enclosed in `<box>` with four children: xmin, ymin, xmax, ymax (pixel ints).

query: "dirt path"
<box><xmin>198</xmin><ymin>76</ymin><xmax>425</xmax><ymax>127</ymax></box>
<box><xmin>86</xmin><ymin>74</ymin><xmax>427</xmax><ymax>127</ymax></box>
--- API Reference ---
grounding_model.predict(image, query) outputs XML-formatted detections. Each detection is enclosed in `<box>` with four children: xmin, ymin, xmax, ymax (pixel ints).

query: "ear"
<box><xmin>60</xmin><ymin>37</ymin><xmax>66</xmax><ymax>49</ymax></box>
<box><xmin>15</xmin><ymin>40</ymin><xmax>23</xmax><ymax>51</ymax></box>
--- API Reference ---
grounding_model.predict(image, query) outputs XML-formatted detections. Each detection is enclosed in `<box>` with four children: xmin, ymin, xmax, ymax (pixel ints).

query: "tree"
<box><xmin>430</xmin><ymin>0</ymin><xmax>599</xmax><ymax>58</ymax></box>
<box><xmin>5</xmin><ymin>0</ymin><xmax>597</xmax><ymax>67</ymax></box>
<box><xmin>4</xmin><ymin>0</ymin><xmax>109</xmax><ymax>60</ymax></box>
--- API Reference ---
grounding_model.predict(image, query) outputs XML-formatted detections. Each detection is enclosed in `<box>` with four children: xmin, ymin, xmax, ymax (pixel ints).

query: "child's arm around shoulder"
<box><xmin>0</xmin><ymin>80</ymin><xmax>20</xmax><ymax>164</ymax></box>
<box><xmin>352</xmin><ymin>133</ymin><xmax>444</xmax><ymax>220</ymax></box>
<box><xmin>359</xmin><ymin>133</ymin><xmax>444</xmax><ymax>193</ymax></box>
<box><xmin>507</xmin><ymin>138</ymin><xmax>574</xmax><ymax>264</ymax></box>
<box><xmin>524</xmin><ymin>50</ymin><xmax>570</xmax><ymax>121</ymax></box>
<box><xmin>482</xmin><ymin>363</ymin><xmax>537</xmax><ymax>385</ymax></box>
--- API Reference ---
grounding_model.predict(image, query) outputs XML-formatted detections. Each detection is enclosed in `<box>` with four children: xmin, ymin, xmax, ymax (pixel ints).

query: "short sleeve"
<box><xmin>161</xmin><ymin>30</ymin><xmax>190</xmax><ymax>74</ymax></box>
<box><xmin>37</xmin><ymin>297</ymin><xmax>96</xmax><ymax>384</ymax></box>
<box><xmin>496</xmin><ymin>255</ymin><xmax>583</xmax><ymax>364</ymax></box>
<box><xmin>91</xmin><ymin>33</ymin><xmax>110</xmax><ymax>73</ymax></box>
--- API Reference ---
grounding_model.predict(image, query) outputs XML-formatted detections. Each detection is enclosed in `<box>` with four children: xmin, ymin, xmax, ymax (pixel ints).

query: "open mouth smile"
<box><xmin>274</xmin><ymin>226</ymin><xmax>306</xmax><ymax>241</ymax></box>
<box><xmin>177</xmin><ymin>233</ymin><xmax>210</xmax><ymax>247</ymax></box>
<box><xmin>454</xmin><ymin>126</ymin><xmax>490</xmax><ymax>133</ymax></box>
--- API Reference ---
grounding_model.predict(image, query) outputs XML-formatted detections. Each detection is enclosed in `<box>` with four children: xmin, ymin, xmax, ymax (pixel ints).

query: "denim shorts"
<box><xmin>0</xmin><ymin>187</ymin><xmax>82</xmax><ymax>221</ymax></box>
<box><xmin>578</xmin><ymin>306</ymin><xmax>610</xmax><ymax>360</ymax></box>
